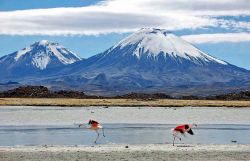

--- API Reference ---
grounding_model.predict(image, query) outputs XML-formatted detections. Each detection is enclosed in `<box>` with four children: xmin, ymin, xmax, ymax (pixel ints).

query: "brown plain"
<box><xmin>0</xmin><ymin>98</ymin><xmax>250</xmax><ymax>107</ymax></box>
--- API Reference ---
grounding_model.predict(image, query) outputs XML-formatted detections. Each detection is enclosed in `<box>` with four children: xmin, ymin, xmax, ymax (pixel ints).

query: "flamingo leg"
<box><xmin>102</xmin><ymin>128</ymin><xmax>106</xmax><ymax>137</ymax></box>
<box><xmin>94</xmin><ymin>130</ymin><xmax>100</xmax><ymax>144</ymax></box>
<box><xmin>176</xmin><ymin>135</ymin><xmax>182</xmax><ymax>141</ymax></box>
<box><xmin>173</xmin><ymin>136</ymin><xmax>176</xmax><ymax>146</ymax></box>
<box><xmin>172</xmin><ymin>133</ymin><xmax>182</xmax><ymax>146</ymax></box>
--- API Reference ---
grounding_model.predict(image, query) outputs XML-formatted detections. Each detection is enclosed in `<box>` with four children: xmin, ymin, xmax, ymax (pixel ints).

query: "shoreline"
<box><xmin>1</xmin><ymin>144</ymin><xmax>250</xmax><ymax>161</ymax></box>
<box><xmin>1</xmin><ymin>144</ymin><xmax>250</xmax><ymax>152</ymax></box>
<box><xmin>0</xmin><ymin>98</ymin><xmax>250</xmax><ymax>107</ymax></box>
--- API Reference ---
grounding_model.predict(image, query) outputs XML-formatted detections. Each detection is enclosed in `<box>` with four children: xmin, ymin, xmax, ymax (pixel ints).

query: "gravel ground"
<box><xmin>0</xmin><ymin>144</ymin><xmax>250</xmax><ymax>161</ymax></box>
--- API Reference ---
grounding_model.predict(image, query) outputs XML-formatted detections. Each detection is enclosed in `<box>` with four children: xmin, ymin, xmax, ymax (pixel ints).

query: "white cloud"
<box><xmin>102</xmin><ymin>0</ymin><xmax>250</xmax><ymax>16</ymax></box>
<box><xmin>0</xmin><ymin>0</ymin><xmax>250</xmax><ymax>36</ymax></box>
<box><xmin>181</xmin><ymin>33</ymin><xmax>250</xmax><ymax>44</ymax></box>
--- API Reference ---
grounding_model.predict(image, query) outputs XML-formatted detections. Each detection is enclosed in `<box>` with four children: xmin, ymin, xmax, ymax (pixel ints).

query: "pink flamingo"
<box><xmin>171</xmin><ymin>124</ymin><xmax>197</xmax><ymax>146</ymax></box>
<box><xmin>79</xmin><ymin>119</ymin><xmax>105</xmax><ymax>143</ymax></box>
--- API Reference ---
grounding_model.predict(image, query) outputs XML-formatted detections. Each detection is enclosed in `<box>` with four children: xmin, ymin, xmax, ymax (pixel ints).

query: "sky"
<box><xmin>0</xmin><ymin>0</ymin><xmax>250</xmax><ymax>69</ymax></box>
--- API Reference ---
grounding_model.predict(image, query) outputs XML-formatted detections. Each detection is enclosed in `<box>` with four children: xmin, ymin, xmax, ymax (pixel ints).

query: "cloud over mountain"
<box><xmin>0</xmin><ymin>0</ymin><xmax>250</xmax><ymax>36</ymax></box>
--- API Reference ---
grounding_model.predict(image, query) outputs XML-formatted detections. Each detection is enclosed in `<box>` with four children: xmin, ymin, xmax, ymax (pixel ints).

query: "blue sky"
<box><xmin>0</xmin><ymin>0</ymin><xmax>250</xmax><ymax>69</ymax></box>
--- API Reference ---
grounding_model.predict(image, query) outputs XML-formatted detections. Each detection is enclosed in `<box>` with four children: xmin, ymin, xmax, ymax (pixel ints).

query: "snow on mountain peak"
<box><xmin>112</xmin><ymin>28</ymin><xmax>227</xmax><ymax>65</ymax></box>
<box><xmin>13</xmin><ymin>40</ymin><xmax>81</xmax><ymax>70</ymax></box>
<box><xmin>38</xmin><ymin>40</ymin><xmax>49</xmax><ymax>46</ymax></box>
<box><xmin>15</xmin><ymin>47</ymin><xmax>32</xmax><ymax>61</ymax></box>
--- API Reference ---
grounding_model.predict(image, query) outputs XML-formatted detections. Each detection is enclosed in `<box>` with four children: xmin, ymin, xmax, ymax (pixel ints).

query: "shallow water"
<box><xmin>0</xmin><ymin>124</ymin><xmax>250</xmax><ymax>146</ymax></box>
<box><xmin>0</xmin><ymin>106</ymin><xmax>250</xmax><ymax>146</ymax></box>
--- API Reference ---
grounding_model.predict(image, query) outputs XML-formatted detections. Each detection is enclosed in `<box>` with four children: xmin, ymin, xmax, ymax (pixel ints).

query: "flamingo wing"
<box><xmin>91</xmin><ymin>120</ymin><xmax>99</xmax><ymax>124</ymax></box>
<box><xmin>175</xmin><ymin>128</ymin><xmax>185</xmax><ymax>134</ymax></box>
<box><xmin>174</xmin><ymin>125</ymin><xmax>186</xmax><ymax>133</ymax></box>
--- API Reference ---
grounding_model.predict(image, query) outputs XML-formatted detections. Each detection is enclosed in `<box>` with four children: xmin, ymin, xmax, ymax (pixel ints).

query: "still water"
<box><xmin>0</xmin><ymin>124</ymin><xmax>249</xmax><ymax>146</ymax></box>
<box><xmin>0</xmin><ymin>106</ymin><xmax>250</xmax><ymax>146</ymax></box>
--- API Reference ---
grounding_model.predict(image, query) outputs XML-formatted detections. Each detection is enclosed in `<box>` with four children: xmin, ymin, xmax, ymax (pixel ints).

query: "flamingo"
<box><xmin>171</xmin><ymin>124</ymin><xmax>197</xmax><ymax>146</ymax></box>
<box><xmin>79</xmin><ymin>119</ymin><xmax>105</xmax><ymax>143</ymax></box>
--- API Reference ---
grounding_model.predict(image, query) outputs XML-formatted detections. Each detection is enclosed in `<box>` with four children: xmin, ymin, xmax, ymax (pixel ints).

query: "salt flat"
<box><xmin>0</xmin><ymin>106</ymin><xmax>250</xmax><ymax>125</ymax></box>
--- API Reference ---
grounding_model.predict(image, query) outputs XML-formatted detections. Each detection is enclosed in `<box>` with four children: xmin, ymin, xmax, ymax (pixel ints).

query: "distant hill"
<box><xmin>0</xmin><ymin>86</ymin><xmax>99</xmax><ymax>98</ymax></box>
<box><xmin>206</xmin><ymin>91</ymin><xmax>250</xmax><ymax>100</ymax></box>
<box><xmin>0</xmin><ymin>86</ymin><xmax>249</xmax><ymax>100</ymax></box>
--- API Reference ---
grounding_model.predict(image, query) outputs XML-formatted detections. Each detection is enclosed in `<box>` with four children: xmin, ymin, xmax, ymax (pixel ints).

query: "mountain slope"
<box><xmin>0</xmin><ymin>40</ymin><xmax>81</xmax><ymax>80</ymax></box>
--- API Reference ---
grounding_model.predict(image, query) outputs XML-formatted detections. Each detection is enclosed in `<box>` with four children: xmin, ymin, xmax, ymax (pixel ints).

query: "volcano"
<box><xmin>0</xmin><ymin>40</ymin><xmax>81</xmax><ymax>80</ymax></box>
<box><xmin>54</xmin><ymin>28</ymin><xmax>249</xmax><ymax>95</ymax></box>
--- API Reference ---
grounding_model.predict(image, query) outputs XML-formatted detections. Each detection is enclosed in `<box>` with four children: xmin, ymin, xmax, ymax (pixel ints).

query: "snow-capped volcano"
<box><xmin>0</xmin><ymin>40</ymin><xmax>81</xmax><ymax>80</ymax></box>
<box><xmin>13</xmin><ymin>40</ymin><xmax>81</xmax><ymax>70</ymax></box>
<box><xmin>58</xmin><ymin>28</ymin><xmax>250</xmax><ymax>96</ymax></box>
<box><xmin>107</xmin><ymin>28</ymin><xmax>227</xmax><ymax>65</ymax></box>
<box><xmin>69</xmin><ymin>28</ymin><xmax>231</xmax><ymax>73</ymax></box>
